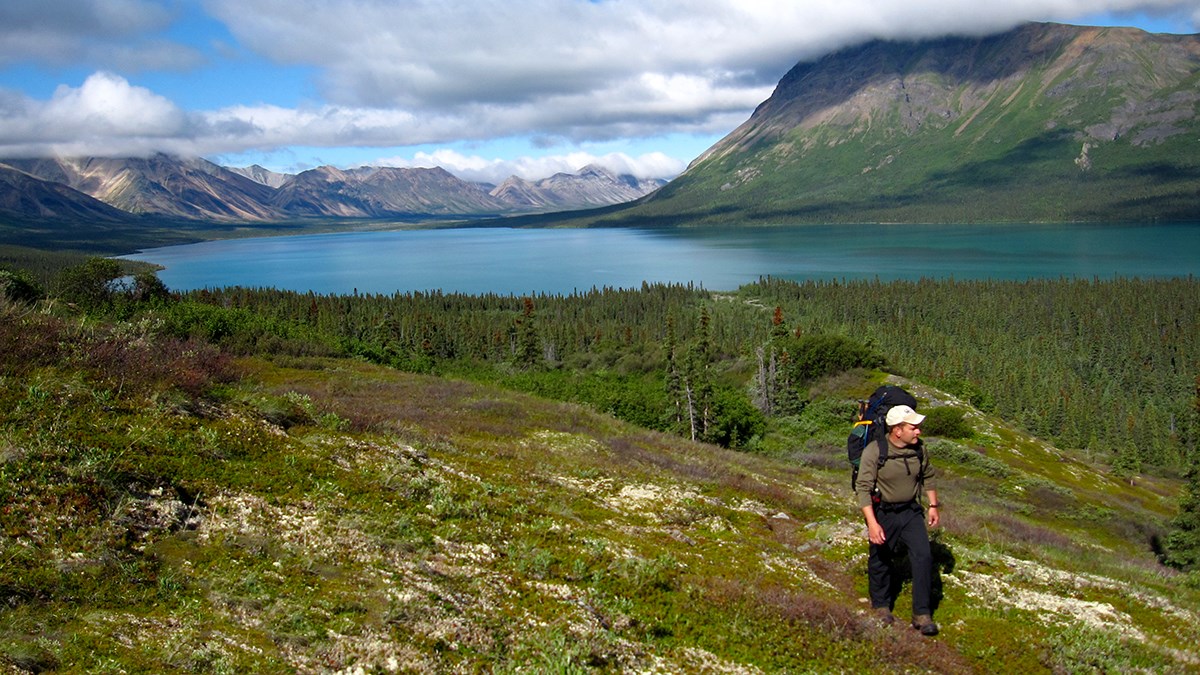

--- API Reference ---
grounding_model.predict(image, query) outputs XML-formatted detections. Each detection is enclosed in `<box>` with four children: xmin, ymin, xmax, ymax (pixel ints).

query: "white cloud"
<box><xmin>195</xmin><ymin>0</ymin><xmax>1200</xmax><ymax>161</ymax></box>
<box><xmin>0</xmin><ymin>0</ymin><xmax>1195</xmax><ymax>177</ymax></box>
<box><xmin>371</xmin><ymin>149</ymin><xmax>687</xmax><ymax>184</ymax></box>
<box><xmin>206</xmin><ymin>0</ymin><xmax>1197</xmax><ymax>107</ymax></box>
<box><xmin>0</xmin><ymin>72</ymin><xmax>194</xmax><ymax>157</ymax></box>
<box><xmin>0</xmin><ymin>69</ymin><xmax>743</xmax><ymax>172</ymax></box>
<box><xmin>45</xmin><ymin>72</ymin><xmax>186</xmax><ymax>135</ymax></box>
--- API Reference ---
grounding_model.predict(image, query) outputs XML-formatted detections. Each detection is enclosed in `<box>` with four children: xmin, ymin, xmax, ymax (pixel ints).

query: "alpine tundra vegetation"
<box><xmin>0</xmin><ymin>260</ymin><xmax>1197</xmax><ymax>673</ymax></box>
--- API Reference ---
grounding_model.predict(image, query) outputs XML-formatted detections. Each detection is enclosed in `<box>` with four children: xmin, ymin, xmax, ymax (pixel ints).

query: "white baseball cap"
<box><xmin>886</xmin><ymin>405</ymin><xmax>925</xmax><ymax>427</ymax></box>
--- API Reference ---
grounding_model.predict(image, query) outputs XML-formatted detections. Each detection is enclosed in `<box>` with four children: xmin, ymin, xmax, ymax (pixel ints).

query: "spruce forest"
<box><xmin>171</xmin><ymin>275</ymin><xmax>1197</xmax><ymax>474</ymax></box>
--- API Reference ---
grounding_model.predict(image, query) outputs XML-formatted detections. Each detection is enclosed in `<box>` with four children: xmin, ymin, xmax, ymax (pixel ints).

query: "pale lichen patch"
<box><xmin>759</xmin><ymin>552</ymin><xmax>837</xmax><ymax>591</ymax></box>
<box><xmin>949</xmin><ymin>568</ymin><xmax>1145</xmax><ymax>640</ymax></box>
<box><xmin>524</xmin><ymin>430</ymin><xmax>606</xmax><ymax>455</ymax></box>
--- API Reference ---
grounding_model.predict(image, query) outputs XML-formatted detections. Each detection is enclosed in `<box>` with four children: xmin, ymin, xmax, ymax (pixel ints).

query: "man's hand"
<box><xmin>867</xmin><ymin>521</ymin><xmax>887</xmax><ymax>545</ymax></box>
<box><xmin>862</xmin><ymin>505</ymin><xmax>886</xmax><ymax>545</ymax></box>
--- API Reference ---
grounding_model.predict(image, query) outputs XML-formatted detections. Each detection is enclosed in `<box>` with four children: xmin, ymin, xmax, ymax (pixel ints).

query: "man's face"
<box><xmin>892</xmin><ymin>422</ymin><xmax>922</xmax><ymax>445</ymax></box>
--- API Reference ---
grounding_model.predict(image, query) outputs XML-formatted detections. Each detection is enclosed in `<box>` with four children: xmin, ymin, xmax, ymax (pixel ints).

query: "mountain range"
<box><xmin>613</xmin><ymin>22</ymin><xmax>1200</xmax><ymax>225</ymax></box>
<box><xmin>0</xmin><ymin>156</ymin><xmax>665</xmax><ymax>224</ymax></box>
<box><xmin>2</xmin><ymin>21</ymin><xmax>1198</xmax><ymax>237</ymax></box>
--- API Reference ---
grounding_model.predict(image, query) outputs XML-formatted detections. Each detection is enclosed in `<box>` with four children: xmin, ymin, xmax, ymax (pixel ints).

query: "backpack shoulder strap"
<box><xmin>915</xmin><ymin>439</ymin><xmax>927</xmax><ymax>488</ymax></box>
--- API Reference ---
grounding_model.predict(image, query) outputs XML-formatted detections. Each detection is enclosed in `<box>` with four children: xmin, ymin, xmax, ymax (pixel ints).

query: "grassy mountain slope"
<box><xmin>612</xmin><ymin>23</ymin><xmax>1200</xmax><ymax>226</ymax></box>
<box><xmin>2</xmin><ymin>303</ymin><xmax>1196</xmax><ymax>673</ymax></box>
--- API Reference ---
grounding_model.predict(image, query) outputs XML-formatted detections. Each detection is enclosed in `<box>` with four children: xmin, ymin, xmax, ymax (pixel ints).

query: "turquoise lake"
<box><xmin>120</xmin><ymin>222</ymin><xmax>1200</xmax><ymax>296</ymax></box>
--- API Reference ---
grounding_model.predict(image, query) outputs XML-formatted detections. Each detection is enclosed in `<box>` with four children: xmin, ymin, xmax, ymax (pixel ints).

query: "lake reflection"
<box><xmin>121</xmin><ymin>223</ymin><xmax>1200</xmax><ymax>296</ymax></box>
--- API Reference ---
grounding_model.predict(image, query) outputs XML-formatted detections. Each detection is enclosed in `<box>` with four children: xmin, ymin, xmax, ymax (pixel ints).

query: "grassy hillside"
<box><xmin>2</xmin><ymin>299</ymin><xmax>1197</xmax><ymax>673</ymax></box>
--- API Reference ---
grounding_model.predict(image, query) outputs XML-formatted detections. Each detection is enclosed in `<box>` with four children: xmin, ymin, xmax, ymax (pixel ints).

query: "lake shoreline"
<box><xmin>119</xmin><ymin>222</ymin><xmax>1200</xmax><ymax>297</ymax></box>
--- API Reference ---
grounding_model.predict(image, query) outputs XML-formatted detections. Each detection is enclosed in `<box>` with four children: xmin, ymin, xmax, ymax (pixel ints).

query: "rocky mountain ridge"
<box><xmin>624</xmin><ymin>22</ymin><xmax>1200</xmax><ymax>224</ymax></box>
<box><xmin>0</xmin><ymin>164</ymin><xmax>130</xmax><ymax>223</ymax></box>
<box><xmin>226</xmin><ymin>164</ymin><xmax>292</xmax><ymax>189</ymax></box>
<box><xmin>0</xmin><ymin>156</ymin><xmax>663</xmax><ymax>223</ymax></box>
<box><xmin>490</xmin><ymin>165</ymin><xmax>666</xmax><ymax>209</ymax></box>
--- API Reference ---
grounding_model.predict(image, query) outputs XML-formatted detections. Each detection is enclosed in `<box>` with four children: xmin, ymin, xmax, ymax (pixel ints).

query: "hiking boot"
<box><xmin>873</xmin><ymin>607</ymin><xmax>895</xmax><ymax>626</ymax></box>
<box><xmin>911</xmin><ymin>614</ymin><xmax>939</xmax><ymax>636</ymax></box>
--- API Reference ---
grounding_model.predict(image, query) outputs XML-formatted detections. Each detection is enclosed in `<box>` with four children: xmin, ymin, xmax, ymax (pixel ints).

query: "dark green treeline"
<box><xmin>748</xmin><ymin>276</ymin><xmax>1199</xmax><ymax>471</ymax></box>
<box><xmin>179</xmin><ymin>276</ymin><xmax>1199</xmax><ymax>472</ymax></box>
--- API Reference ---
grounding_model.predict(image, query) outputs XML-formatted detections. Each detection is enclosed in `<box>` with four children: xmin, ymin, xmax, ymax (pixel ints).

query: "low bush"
<box><xmin>922</xmin><ymin>406</ymin><xmax>974</xmax><ymax>439</ymax></box>
<box><xmin>0</xmin><ymin>268</ymin><xmax>42</xmax><ymax>304</ymax></box>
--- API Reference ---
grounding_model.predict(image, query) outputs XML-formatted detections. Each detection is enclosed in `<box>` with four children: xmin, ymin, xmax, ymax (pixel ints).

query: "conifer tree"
<box><xmin>682</xmin><ymin>306</ymin><xmax>715</xmax><ymax>442</ymax></box>
<box><xmin>1164</xmin><ymin>461</ymin><xmax>1200</xmax><ymax>572</ymax></box>
<box><xmin>516</xmin><ymin>297</ymin><xmax>540</xmax><ymax>368</ymax></box>
<box><xmin>664</xmin><ymin>315</ymin><xmax>685</xmax><ymax>432</ymax></box>
<box><xmin>1163</xmin><ymin>376</ymin><xmax>1200</xmax><ymax>571</ymax></box>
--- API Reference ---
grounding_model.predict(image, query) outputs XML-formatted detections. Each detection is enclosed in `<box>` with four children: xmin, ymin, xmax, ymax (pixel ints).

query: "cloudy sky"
<box><xmin>0</xmin><ymin>1</ymin><xmax>1196</xmax><ymax>183</ymax></box>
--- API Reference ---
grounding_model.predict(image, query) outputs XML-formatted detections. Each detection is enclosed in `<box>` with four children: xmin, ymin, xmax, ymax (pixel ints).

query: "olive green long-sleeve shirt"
<box><xmin>855</xmin><ymin>438</ymin><xmax>937</xmax><ymax>509</ymax></box>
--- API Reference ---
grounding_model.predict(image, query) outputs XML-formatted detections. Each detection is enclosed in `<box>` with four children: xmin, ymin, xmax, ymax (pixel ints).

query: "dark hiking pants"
<box><xmin>868</xmin><ymin>500</ymin><xmax>933</xmax><ymax>617</ymax></box>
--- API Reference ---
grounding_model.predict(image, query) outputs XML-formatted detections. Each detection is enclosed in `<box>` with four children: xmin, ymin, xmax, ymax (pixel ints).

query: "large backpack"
<box><xmin>846</xmin><ymin>384</ymin><xmax>920</xmax><ymax>490</ymax></box>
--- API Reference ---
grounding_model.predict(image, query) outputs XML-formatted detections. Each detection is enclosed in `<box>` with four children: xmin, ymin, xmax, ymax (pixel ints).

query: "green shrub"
<box><xmin>705</xmin><ymin>385</ymin><xmax>766</xmax><ymax>449</ymax></box>
<box><xmin>0</xmin><ymin>268</ymin><xmax>43</xmax><ymax>304</ymax></box>
<box><xmin>54</xmin><ymin>257</ymin><xmax>124</xmax><ymax>312</ymax></box>
<box><xmin>922</xmin><ymin>406</ymin><xmax>974</xmax><ymax>439</ymax></box>
<box><xmin>774</xmin><ymin>333</ymin><xmax>881</xmax><ymax>386</ymax></box>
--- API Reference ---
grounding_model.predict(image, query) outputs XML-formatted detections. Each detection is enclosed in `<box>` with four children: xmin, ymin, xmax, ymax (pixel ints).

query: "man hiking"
<box><xmin>856</xmin><ymin>404</ymin><xmax>941</xmax><ymax>635</ymax></box>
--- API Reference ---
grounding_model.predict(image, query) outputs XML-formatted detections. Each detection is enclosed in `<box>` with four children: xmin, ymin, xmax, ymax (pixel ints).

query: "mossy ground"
<box><xmin>1</xmin><ymin>313</ymin><xmax>1197</xmax><ymax>673</ymax></box>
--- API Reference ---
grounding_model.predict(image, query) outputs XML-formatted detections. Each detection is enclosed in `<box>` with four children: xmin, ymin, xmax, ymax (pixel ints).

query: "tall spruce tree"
<box><xmin>1163</xmin><ymin>376</ymin><xmax>1200</xmax><ymax>571</ymax></box>
<box><xmin>664</xmin><ymin>315</ymin><xmax>685</xmax><ymax>433</ymax></box>
<box><xmin>1164</xmin><ymin>464</ymin><xmax>1200</xmax><ymax>571</ymax></box>
<box><xmin>516</xmin><ymin>297</ymin><xmax>540</xmax><ymax>368</ymax></box>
